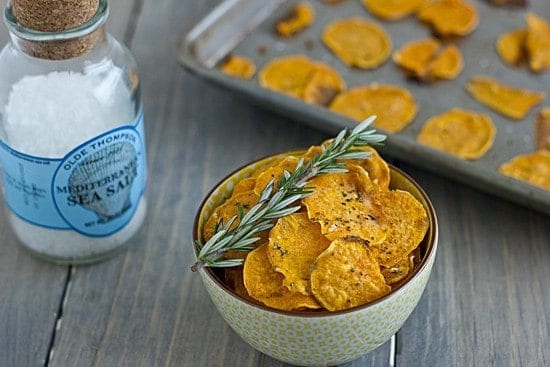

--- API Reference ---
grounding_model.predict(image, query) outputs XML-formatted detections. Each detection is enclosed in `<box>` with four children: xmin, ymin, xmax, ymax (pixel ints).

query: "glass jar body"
<box><xmin>0</xmin><ymin>6</ymin><xmax>147</xmax><ymax>264</ymax></box>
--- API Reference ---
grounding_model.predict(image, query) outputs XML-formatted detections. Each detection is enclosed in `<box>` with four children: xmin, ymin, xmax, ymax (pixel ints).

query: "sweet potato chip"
<box><xmin>393</xmin><ymin>38</ymin><xmax>463</xmax><ymax>81</ymax></box>
<box><xmin>254</xmin><ymin>155</ymin><xmax>300</xmax><ymax>195</ymax></box>
<box><xmin>310</xmin><ymin>238</ymin><xmax>391</xmax><ymax>311</ymax></box>
<box><xmin>417</xmin><ymin>108</ymin><xmax>496</xmax><ymax>160</ymax></box>
<box><xmin>225</xmin><ymin>266</ymin><xmax>253</xmax><ymax>300</ymax></box>
<box><xmin>243</xmin><ymin>243</ymin><xmax>321</xmax><ymax>310</ymax></box>
<box><xmin>381</xmin><ymin>254</ymin><xmax>413</xmax><ymax>286</ymax></box>
<box><xmin>393</xmin><ymin>38</ymin><xmax>440</xmax><ymax>77</ymax></box>
<box><xmin>303</xmin><ymin>164</ymin><xmax>389</xmax><ymax>244</ymax></box>
<box><xmin>496</xmin><ymin>28</ymin><xmax>528</xmax><ymax>67</ymax></box>
<box><xmin>525</xmin><ymin>13</ymin><xmax>550</xmax><ymax>72</ymax></box>
<box><xmin>231</xmin><ymin>177</ymin><xmax>256</xmax><ymax>196</ymax></box>
<box><xmin>322</xmin><ymin>17</ymin><xmax>392</xmax><ymax>69</ymax></box>
<box><xmin>535</xmin><ymin>108</ymin><xmax>550</xmax><ymax>150</ymax></box>
<box><xmin>219</xmin><ymin>55</ymin><xmax>256</xmax><ymax>79</ymax></box>
<box><xmin>303</xmin><ymin>63</ymin><xmax>347</xmax><ymax>105</ymax></box>
<box><xmin>259</xmin><ymin>55</ymin><xmax>345</xmax><ymax>105</ymax></box>
<box><xmin>466</xmin><ymin>75</ymin><xmax>544</xmax><ymax>120</ymax></box>
<box><xmin>499</xmin><ymin>150</ymin><xmax>550</xmax><ymax>190</ymax></box>
<box><xmin>329</xmin><ymin>84</ymin><xmax>417</xmax><ymax>133</ymax></box>
<box><xmin>350</xmin><ymin>146</ymin><xmax>391</xmax><ymax>189</ymax></box>
<box><xmin>417</xmin><ymin>0</ymin><xmax>479</xmax><ymax>37</ymax></box>
<box><xmin>362</xmin><ymin>0</ymin><xmax>426</xmax><ymax>20</ymax></box>
<box><xmin>372</xmin><ymin>189</ymin><xmax>429</xmax><ymax>267</ymax></box>
<box><xmin>267</xmin><ymin>213</ymin><xmax>331</xmax><ymax>295</ymax></box>
<box><xmin>275</xmin><ymin>2</ymin><xmax>315</xmax><ymax>37</ymax></box>
<box><xmin>427</xmin><ymin>44</ymin><xmax>463</xmax><ymax>80</ymax></box>
<box><xmin>203</xmin><ymin>190</ymin><xmax>261</xmax><ymax>242</ymax></box>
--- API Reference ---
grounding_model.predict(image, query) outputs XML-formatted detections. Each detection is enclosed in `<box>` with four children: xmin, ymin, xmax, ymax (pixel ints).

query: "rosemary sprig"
<box><xmin>191</xmin><ymin>116</ymin><xmax>386</xmax><ymax>272</ymax></box>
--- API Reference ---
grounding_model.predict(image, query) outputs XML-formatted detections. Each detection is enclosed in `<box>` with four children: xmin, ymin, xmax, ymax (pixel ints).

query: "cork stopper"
<box><xmin>10</xmin><ymin>0</ymin><xmax>103</xmax><ymax>60</ymax></box>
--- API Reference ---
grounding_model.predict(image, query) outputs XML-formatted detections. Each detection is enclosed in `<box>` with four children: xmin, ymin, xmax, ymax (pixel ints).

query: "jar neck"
<box><xmin>3</xmin><ymin>0</ymin><xmax>109</xmax><ymax>60</ymax></box>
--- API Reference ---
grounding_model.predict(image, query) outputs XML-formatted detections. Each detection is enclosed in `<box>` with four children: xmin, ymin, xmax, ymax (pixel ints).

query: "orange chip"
<box><xmin>417</xmin><ymin>0</ymin><xmax>479</xmax><ymax>37</ymax></box>
<box><xmin>310</xmin><ymin>238</ymin><xmax>391</xmax><ymax>311</ymax></box>
<box><xmin>393</xmin><ymin>38</ymin><xmax>463</xmax><ymax>81</ymax></box>
<box><xmin>535</xmin><ymin>108</ymin><xmax>550</xmax><ymax>151</ymax></box>
<box><xmin>322</xmin><ymin>17</ymin><xmax>392</xmax><ymax>69</ymax></box>
<box><xmin>362</xmin><ymin>0</ymin><xmax>426</xmax><ymax>20</ymax></box>
<box><xmin>225</xmin><ymin>267</ymin><xmax>253</xmax><ymax>301</ymax></box>
<box><xmin>259</xmin><ymin>55</ymin><xmax>345</xmax><ymax>105</ymax></box>
<box><xmin>243</xmin><ymin>243</ymin><xmax>321</xmax><ymax>310</ymax></box>
<box><xmin>466</xmin><ymin>75</ymin><xmax>545</xmax><ymax>120</ymax></box>
<box><xmin>499</xmin><ymin>150</ymin><xmax>550</xmax><ymax>190</ymax></box>
<box><xmin>427</xmin><ymin>44</ymin><xmax>463</xmax><ymax>80</ymax></box>
<box><xmin>371</xmin><ymin>189</ymin><xmax>429</xmax><ymax>267</ymax></box>
<box><xmin>393</xmin><ymin>38</ymin><xmax>441</xmax><ymax>77</ymax></box>
<box><xmin>381</xmin><ymin>254</ymin><xmax>412</xmax><ymax>286</ymax></box>
<box><xmin>231</xmin><ymin>177</ymin><xmax>256</xmax><ymax>197</ymax></box>
<box><xmin>267</xmin><ymin>213</ymin><xmax>331</xmax><ymax>295</ymax></box>
<box><xmin>254</xmin><ymin>155</ymin><xmax>300</xmax><ymax>195</ymax></box>
<box><xmin>202</xmin><ymin>190</ymin><xmax>261</xmax><ymax>242</ymax></box>
<box><xmin>496</xmin><ymin>28</ymin><xmax>528</xmax><ymax>67</ymax></box>
<box><xmin>350</xmin><ymin>146</ymin><xmax>391</xmax><ymax>190</ymax></box>
<box><xmin>219</xmin><ymin>55</ymin><xmax>256</xmax><ymax>79</ymax></box>
<box><xmin>525</xmin><ymin>13</ymin><xmax>550</xmax><ymax>72</ymax></box>
<box><xmin>417</xmin><ymin>108</ymin><xmax>496</xmax><ymax>160</ymax></box>
<box><xmin>275</xmin><ymin>2</ymin><xmax>315</xmax><ymax>37</ymax></box>
<box><xmin>303</xmin><ymin>164</ymin><xmax>389</xmax><ymax>244</ymax></box>
<box><xmin>303</xmin><ymin>63</ymin><xmax>347</xmax><ymax>105</ymax></box>
<box><xmin>329</xmin><ymin>84</ymin><xmax>417</xmax><ymax>133</ymax></box>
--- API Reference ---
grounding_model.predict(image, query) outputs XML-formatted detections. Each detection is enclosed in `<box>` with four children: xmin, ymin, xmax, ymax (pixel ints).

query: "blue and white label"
<box><xmin>0</xmin><ymin>112</ymin><xmax>146</xmax><ymax>237</ymax></box>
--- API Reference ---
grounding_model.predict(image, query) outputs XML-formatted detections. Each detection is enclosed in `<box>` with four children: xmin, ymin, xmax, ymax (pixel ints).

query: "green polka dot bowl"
<box><xmin>193</xmin><ymin>152</ymin><xmax>438</xmax><ymax>367</ymax></box>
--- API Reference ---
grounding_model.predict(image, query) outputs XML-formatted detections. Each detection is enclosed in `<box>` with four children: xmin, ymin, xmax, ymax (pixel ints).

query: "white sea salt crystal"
<box><xmin>3</xmin><ymin>70</ymin><xmax>146</xmax><ymax>262</ymax></box>
<box><xmin>5</xmin><ymin>71</ymin><xmax>132</xmax><ymax>157</ymax></box>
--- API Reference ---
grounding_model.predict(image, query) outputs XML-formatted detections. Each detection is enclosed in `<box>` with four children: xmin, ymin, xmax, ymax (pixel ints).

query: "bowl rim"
<box><xmin>192</xmin><ymin>152</ymin><xmax>438</xmax><ymax>317</ymax></box>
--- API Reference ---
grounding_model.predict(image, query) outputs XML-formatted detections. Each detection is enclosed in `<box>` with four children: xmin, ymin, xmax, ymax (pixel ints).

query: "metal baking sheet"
<box><xmin>178</xmin><ymin>0</ymin><xmax>550</xmax><ymax>214</ymax></box>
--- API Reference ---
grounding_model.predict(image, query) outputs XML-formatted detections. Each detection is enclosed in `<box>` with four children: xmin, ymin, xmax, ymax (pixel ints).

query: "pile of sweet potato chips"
<box><xmin>203</xmin><ymin>145</ymin><xmax>429</xmax><ymax>312</ymax></box>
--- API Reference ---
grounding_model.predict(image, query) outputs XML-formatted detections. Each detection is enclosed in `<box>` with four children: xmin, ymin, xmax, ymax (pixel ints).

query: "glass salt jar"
<box><xmin>0</xmin><ymin>0</ymin><xmax>147</xmax><ymax>264</ymax></box>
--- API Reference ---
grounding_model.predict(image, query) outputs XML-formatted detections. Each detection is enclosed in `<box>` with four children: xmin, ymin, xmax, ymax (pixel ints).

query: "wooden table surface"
<box><xmin>1</xmin><ymin>1</ymin><xmax>548</xmax><ymax>366</ymax></box>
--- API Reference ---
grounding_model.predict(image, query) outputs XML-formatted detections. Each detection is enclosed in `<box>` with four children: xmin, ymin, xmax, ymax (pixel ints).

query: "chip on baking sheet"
<box><xmin>322</xmin><ymin>17</ymin><xmax>392</xmax><ymax>69</ymax></box>
<box><xmin>258</xmin><ymin>55</ymin><xmax>345</xmax><ymax>105</ymax></box>
<box><xmin>329</xmin><ymin>84</ymin><xmax>417</xmax><ymax>133</ymax></box>
<box><xmin>275</xmin><ymin>2</ymin><xmax>315</xmax><ymax>37</ymax></box>
<box><xmin>393</xmin><ymin>38</ymin><xmax>463</xmax><ymax>81</ymax></box>
<box><xmin>362</xmin><ymin>0</ymin><xmax>426</xmax><ymax>20</ymax></box>
<box><xmin>203</xmin><ymin>190</ymin><xmax>261</xmax><ymax>242</ymax></box>
<box><xmin>243</xmin><ymin>243</ymin><xmax>321</xmax><ymax>310</ymax></box>
<box><xmin>219</xmin><ymin>55</ymin><xmax>256</xmax><ymax>79</ymax></box>
<box><xmin>303</xmin><ymin>163</ymin><xmax>389</xmax><ymax>244</ymax></box>
<box><xmin>525</xmin><ymin>13</ymin><xmax>550</xmax><ymax>72</ymax></box>
<box><xmin>466</xmin><ymin>75</ymin><xmax>545</xmax><ymax>120</ymax></box>
<box><xmin>393</xmin><ymin>38</ymin><xmax>440</xmax><ymax>77</ymax></box>
<box><xmin>372</xmin><ymin>189</ymin><xmax>429</xmax><ymax>267</ymax></box>
<box><xmin>535</xmin><ymin>108</ymin><xmax>550</xmax><ymax>151</ymax></box>
<box><xmin>496</xmin><ymin>28</ymin><xmax>528</xmax><ymax>67</ymax></box>
<box><xmin>267</xmin><ymin>212</ymin><xmax>331</xmax><ymax>295</ymax></box>
<box><xmin>416</xmin><ymin>108</ymin><xmax>496</xmax><ymax>160</ymax></box>
<box><xmin>417</xmin><ymin>0</ymin><xmax>479</xmax><ymax>37</ymax></box>
<box><xmin>498</xmin><ymin>150</ymin><xmax>550</xmax><ymax>190</ymax></box>
<box><xmin>310</xmin><ymin>237</ymin><xmax>391</xmax><ymax>311</ymax></box>
<box><xmin>427</xmin><ymin>44</ymin><xmax>463</xmax><ymax>80</ymax></box>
